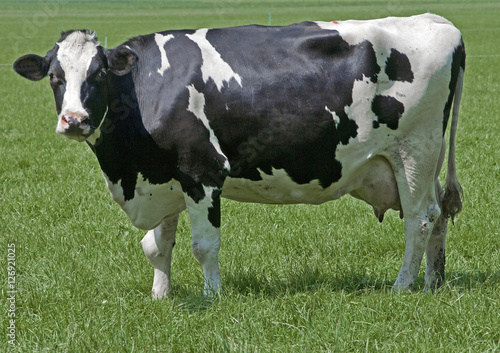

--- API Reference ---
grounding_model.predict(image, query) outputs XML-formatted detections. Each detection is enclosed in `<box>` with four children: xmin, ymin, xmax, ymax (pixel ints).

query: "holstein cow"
<box><xmin>14</xmin><ymin>13</ymin><xmax>464</xmax><ymax>297</ymax></box>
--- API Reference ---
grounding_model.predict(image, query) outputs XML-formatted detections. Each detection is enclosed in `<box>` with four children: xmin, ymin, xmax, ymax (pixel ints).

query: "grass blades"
<box><xmin>1</xmin><ymin>0</ymin><xmax>499</xmax><ymax>351</ymax></box>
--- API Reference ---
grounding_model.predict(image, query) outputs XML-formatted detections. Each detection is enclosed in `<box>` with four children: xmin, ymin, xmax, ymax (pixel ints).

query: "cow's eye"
<box><xmin>97</xmin><ymin>69</ymin><xmax>107</xmax><ymax>79</ymax></box>
<box><xmin>49</xmin><ymin>73</ymin><xmax>61</xmax><ymax>86</ymax></box>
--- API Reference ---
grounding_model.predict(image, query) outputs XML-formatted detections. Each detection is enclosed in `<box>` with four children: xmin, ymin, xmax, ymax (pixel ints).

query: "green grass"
<box><xmin>1</xmin><ymin>0</ymin><xmax>499</xmax><ymax>351</ymax></box>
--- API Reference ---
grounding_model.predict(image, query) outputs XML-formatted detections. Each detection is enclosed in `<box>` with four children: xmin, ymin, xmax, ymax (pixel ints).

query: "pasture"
<box><xmin>1</xmin><ymin>0</ymin><xmax>498</xmax><ymax>351</ymax></box>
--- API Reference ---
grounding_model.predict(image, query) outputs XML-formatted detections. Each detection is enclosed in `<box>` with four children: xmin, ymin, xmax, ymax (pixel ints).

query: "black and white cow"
<box><xmin>14</xmin><ymin>13</ymin><xmax>465</xmax><ymax>297</ymax></box>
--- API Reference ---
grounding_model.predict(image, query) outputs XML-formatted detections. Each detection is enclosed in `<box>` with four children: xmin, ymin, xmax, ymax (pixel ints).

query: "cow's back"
<box><xmin>201</xmin><ymin>14</ymin><xmax>463</xmax><ymax>204</ymax></box>
<box><xmin>118</xmin><ymin>14</ymin><xmax>463</xmax><ymax>208</ymax></box>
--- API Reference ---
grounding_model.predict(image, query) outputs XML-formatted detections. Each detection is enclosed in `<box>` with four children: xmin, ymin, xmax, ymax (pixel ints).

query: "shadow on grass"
<box><xmin>140</xmin><ymin>268</ymin><xmax>498</xmax><ymax>312</ymax></box>
<box><xmin>442</xmin><ymin>269</ymin><xmax>499</xmax><ymax>291</ymax></box>
<box><xmin>223</xmin><ymin>266</ymin><xmax>394</xmax><ymax>297</ymax></box>
<box><xmin>223</xmin><ymin>266</ymin><xmax>499</xmax><ymax>297</ymax></box>
<box><xmin>169</xmin><ymin>293</ymin><xmax>216</xmax><ymax>313</ymax></box>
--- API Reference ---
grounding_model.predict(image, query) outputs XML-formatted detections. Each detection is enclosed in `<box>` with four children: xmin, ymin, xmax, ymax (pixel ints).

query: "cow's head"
<box><xmin>13</xmin><ymin>30</ymin><xmax>138</xmax><ymax>142</ymax></box>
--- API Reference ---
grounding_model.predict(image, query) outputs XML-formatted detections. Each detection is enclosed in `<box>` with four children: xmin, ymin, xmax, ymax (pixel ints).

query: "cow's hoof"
<box><xmin>392</xmin><ymin>282</ymin><xmax>413</xmax><ymax>293</ymax></box>
<box><xmin>151</xmin><ymin>289</ymin><xmax>170</xmax><ymax>300</ymax></box>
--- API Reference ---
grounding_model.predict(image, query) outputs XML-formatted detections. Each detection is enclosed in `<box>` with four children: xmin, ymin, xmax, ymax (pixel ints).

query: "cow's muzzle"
<box><xmin>57</xmin><ymin>112</ymin><xmax>92</xmax><ymax>141</ymax></box>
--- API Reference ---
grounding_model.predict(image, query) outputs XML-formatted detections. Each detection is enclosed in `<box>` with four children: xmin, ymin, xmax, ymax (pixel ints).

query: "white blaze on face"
<box><xmin>55</xmin><ymin>31</ymin><xmax>98</xmax><ymax>133</ymax></box>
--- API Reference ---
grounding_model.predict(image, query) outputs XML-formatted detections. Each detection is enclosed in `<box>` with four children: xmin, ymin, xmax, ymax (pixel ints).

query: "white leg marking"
<box><xmin>186</xmin><ymin>28</ymin><xmax>242</xmax><ymax>91</ymax></box>
<box><xmin>154</xmin><ymin>33</ymin><xmax>174</xmax><ymax>76</ymax></box>
<box><xmin>141</xmin><ymin>215</ymin><xmax>178</xmax><ymax>299</ymax></box>
<box><xmin>393</xmin><ymin>202</ymin><xmax>441</xmax><ymax>291</ymax></box>
<box><xmin>184</xmin><ymin>186</ymin><xmax>222</xmax><ymax>295</ymax></box>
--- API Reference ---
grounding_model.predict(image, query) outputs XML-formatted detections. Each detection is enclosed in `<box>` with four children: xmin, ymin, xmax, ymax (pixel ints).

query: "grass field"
<box><xmin>1</xmin><ymin>0</ymin><xmax>499</xmax><ymax>352</ymax></box>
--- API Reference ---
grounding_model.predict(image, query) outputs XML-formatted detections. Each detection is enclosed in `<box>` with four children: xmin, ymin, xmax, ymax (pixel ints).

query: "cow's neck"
<box><xmin>89</xmin><ymin>72</ymin><xmax>178</xmax><ymax>196</ymax></box>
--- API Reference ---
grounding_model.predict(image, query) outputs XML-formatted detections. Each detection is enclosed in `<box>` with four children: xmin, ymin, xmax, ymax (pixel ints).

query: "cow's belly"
<box><xmin>222</xmin><ymin>169</ymin><xmax>339</xmax><ymax>204</ymax></box>
<box><xmin>104</xmin><ymin>158</ymin><xmax>401</xmax><ymax>228</ymax></box>
<box><xmin>222</xmin><ymin>156</ymin><xmax>401</xmax><ymax>212</ymax></box>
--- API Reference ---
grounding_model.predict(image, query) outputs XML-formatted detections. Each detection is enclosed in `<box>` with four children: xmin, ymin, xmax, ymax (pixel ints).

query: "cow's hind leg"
<box><xmin>424</xmin><ymin>214</ymin><xmax>447</xmax><ymax>290</ymax></box>
<box><xmin>424</xmin><ymin>181</ymin><xmax>448</xmax><ymax>291</ymax></box>
<box><xmin>391</xmin><ymin>144</ymin><xmax>443</xmax><ymax>292</ymax></box>
<box><xmin>141</xmin><ymin>215</ymin><xmax>179</xmax><ymax>299</ymax></box>
<box><xmin>393</xmin><ymin>198</ymin><xmax>441</xmax><ymax>291</ymax></box>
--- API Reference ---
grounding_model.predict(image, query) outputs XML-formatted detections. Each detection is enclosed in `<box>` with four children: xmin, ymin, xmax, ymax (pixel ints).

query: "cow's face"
<box><xmin>13</xmin><ymin>30</ymin><xmax>138</xmax><ymax>142</ymax></box>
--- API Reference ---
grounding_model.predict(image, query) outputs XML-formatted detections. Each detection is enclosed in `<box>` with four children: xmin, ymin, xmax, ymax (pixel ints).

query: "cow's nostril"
<box><xmin>66</xmin><ymin>116</ymin><xmax>78</xmax><ymax>126</ymax></box>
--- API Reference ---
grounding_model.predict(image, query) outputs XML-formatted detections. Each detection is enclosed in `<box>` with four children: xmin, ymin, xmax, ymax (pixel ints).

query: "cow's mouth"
<box><xmin>63</xmin><ymin>132</ymin><xmax>92</xmax><ymax>142</ymax></box>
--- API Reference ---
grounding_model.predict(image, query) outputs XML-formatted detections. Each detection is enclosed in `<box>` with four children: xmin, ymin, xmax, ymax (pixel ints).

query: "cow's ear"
<box><xmin>106</xmin><ymin>45</ymin><xmax>138</xmax><ymax>76</ymax></box>
<box><xmin>13</xmin><ymin>54</ymin><xmax>49</xmax><ymax>81</ymax></box>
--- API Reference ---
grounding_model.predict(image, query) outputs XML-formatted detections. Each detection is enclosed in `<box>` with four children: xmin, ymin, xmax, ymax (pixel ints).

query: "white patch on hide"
<box><xmin>186</xmin><ymin>28</ymin><xmax>242</xmax><ymax>91</ymax></box>
<box><xmin>325</xmin><ymin>106</ymin><xmax>340</xmax><ymax>126</ymax></box>
<box><xmin>154</xmin><ymin>33</ymin><xmax>174</xmax><ymax>76</ymax></box>
<box><xmin>187</xmin><ymin>84</ymin><xmax>230</xmax><ymax>171</ymax></box>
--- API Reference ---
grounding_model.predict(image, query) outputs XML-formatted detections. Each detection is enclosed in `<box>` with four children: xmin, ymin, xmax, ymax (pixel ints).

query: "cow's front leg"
<box><xmin>184</xmin><ymin>186</ymin><xmax>222</xmax><ymax>296</ymax></box>
<box><xmin>141</xmin><ymin>215</ymin><xmax>179</xmax><ymax>299</ymax></box>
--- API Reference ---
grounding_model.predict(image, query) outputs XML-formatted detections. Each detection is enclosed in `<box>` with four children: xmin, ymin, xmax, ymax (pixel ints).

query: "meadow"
<box><xmin>0</xmin><ymin>0</ymin><xmax>499</xmax><ymax>351</ymax></box>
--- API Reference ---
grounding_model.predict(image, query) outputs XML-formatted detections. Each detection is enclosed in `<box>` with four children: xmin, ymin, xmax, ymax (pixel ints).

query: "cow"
<box><xmin>13</xmin><ymin>13</ymin><xmax>465</xmax><ymax>298</ymax></box>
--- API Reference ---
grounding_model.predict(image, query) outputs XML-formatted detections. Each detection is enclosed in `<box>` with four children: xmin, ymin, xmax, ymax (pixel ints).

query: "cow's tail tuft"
<box><xmin>442</xmin><ymin>42</ymin><xmax>465</xmax><ymax>223</ymax></box>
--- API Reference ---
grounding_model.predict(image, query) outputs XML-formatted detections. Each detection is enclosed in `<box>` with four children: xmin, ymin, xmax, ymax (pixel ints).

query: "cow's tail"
<box><xmin>442</xmin><ymin>41</ymin><xmax>465</xmax><ymax>223</ymax></box>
